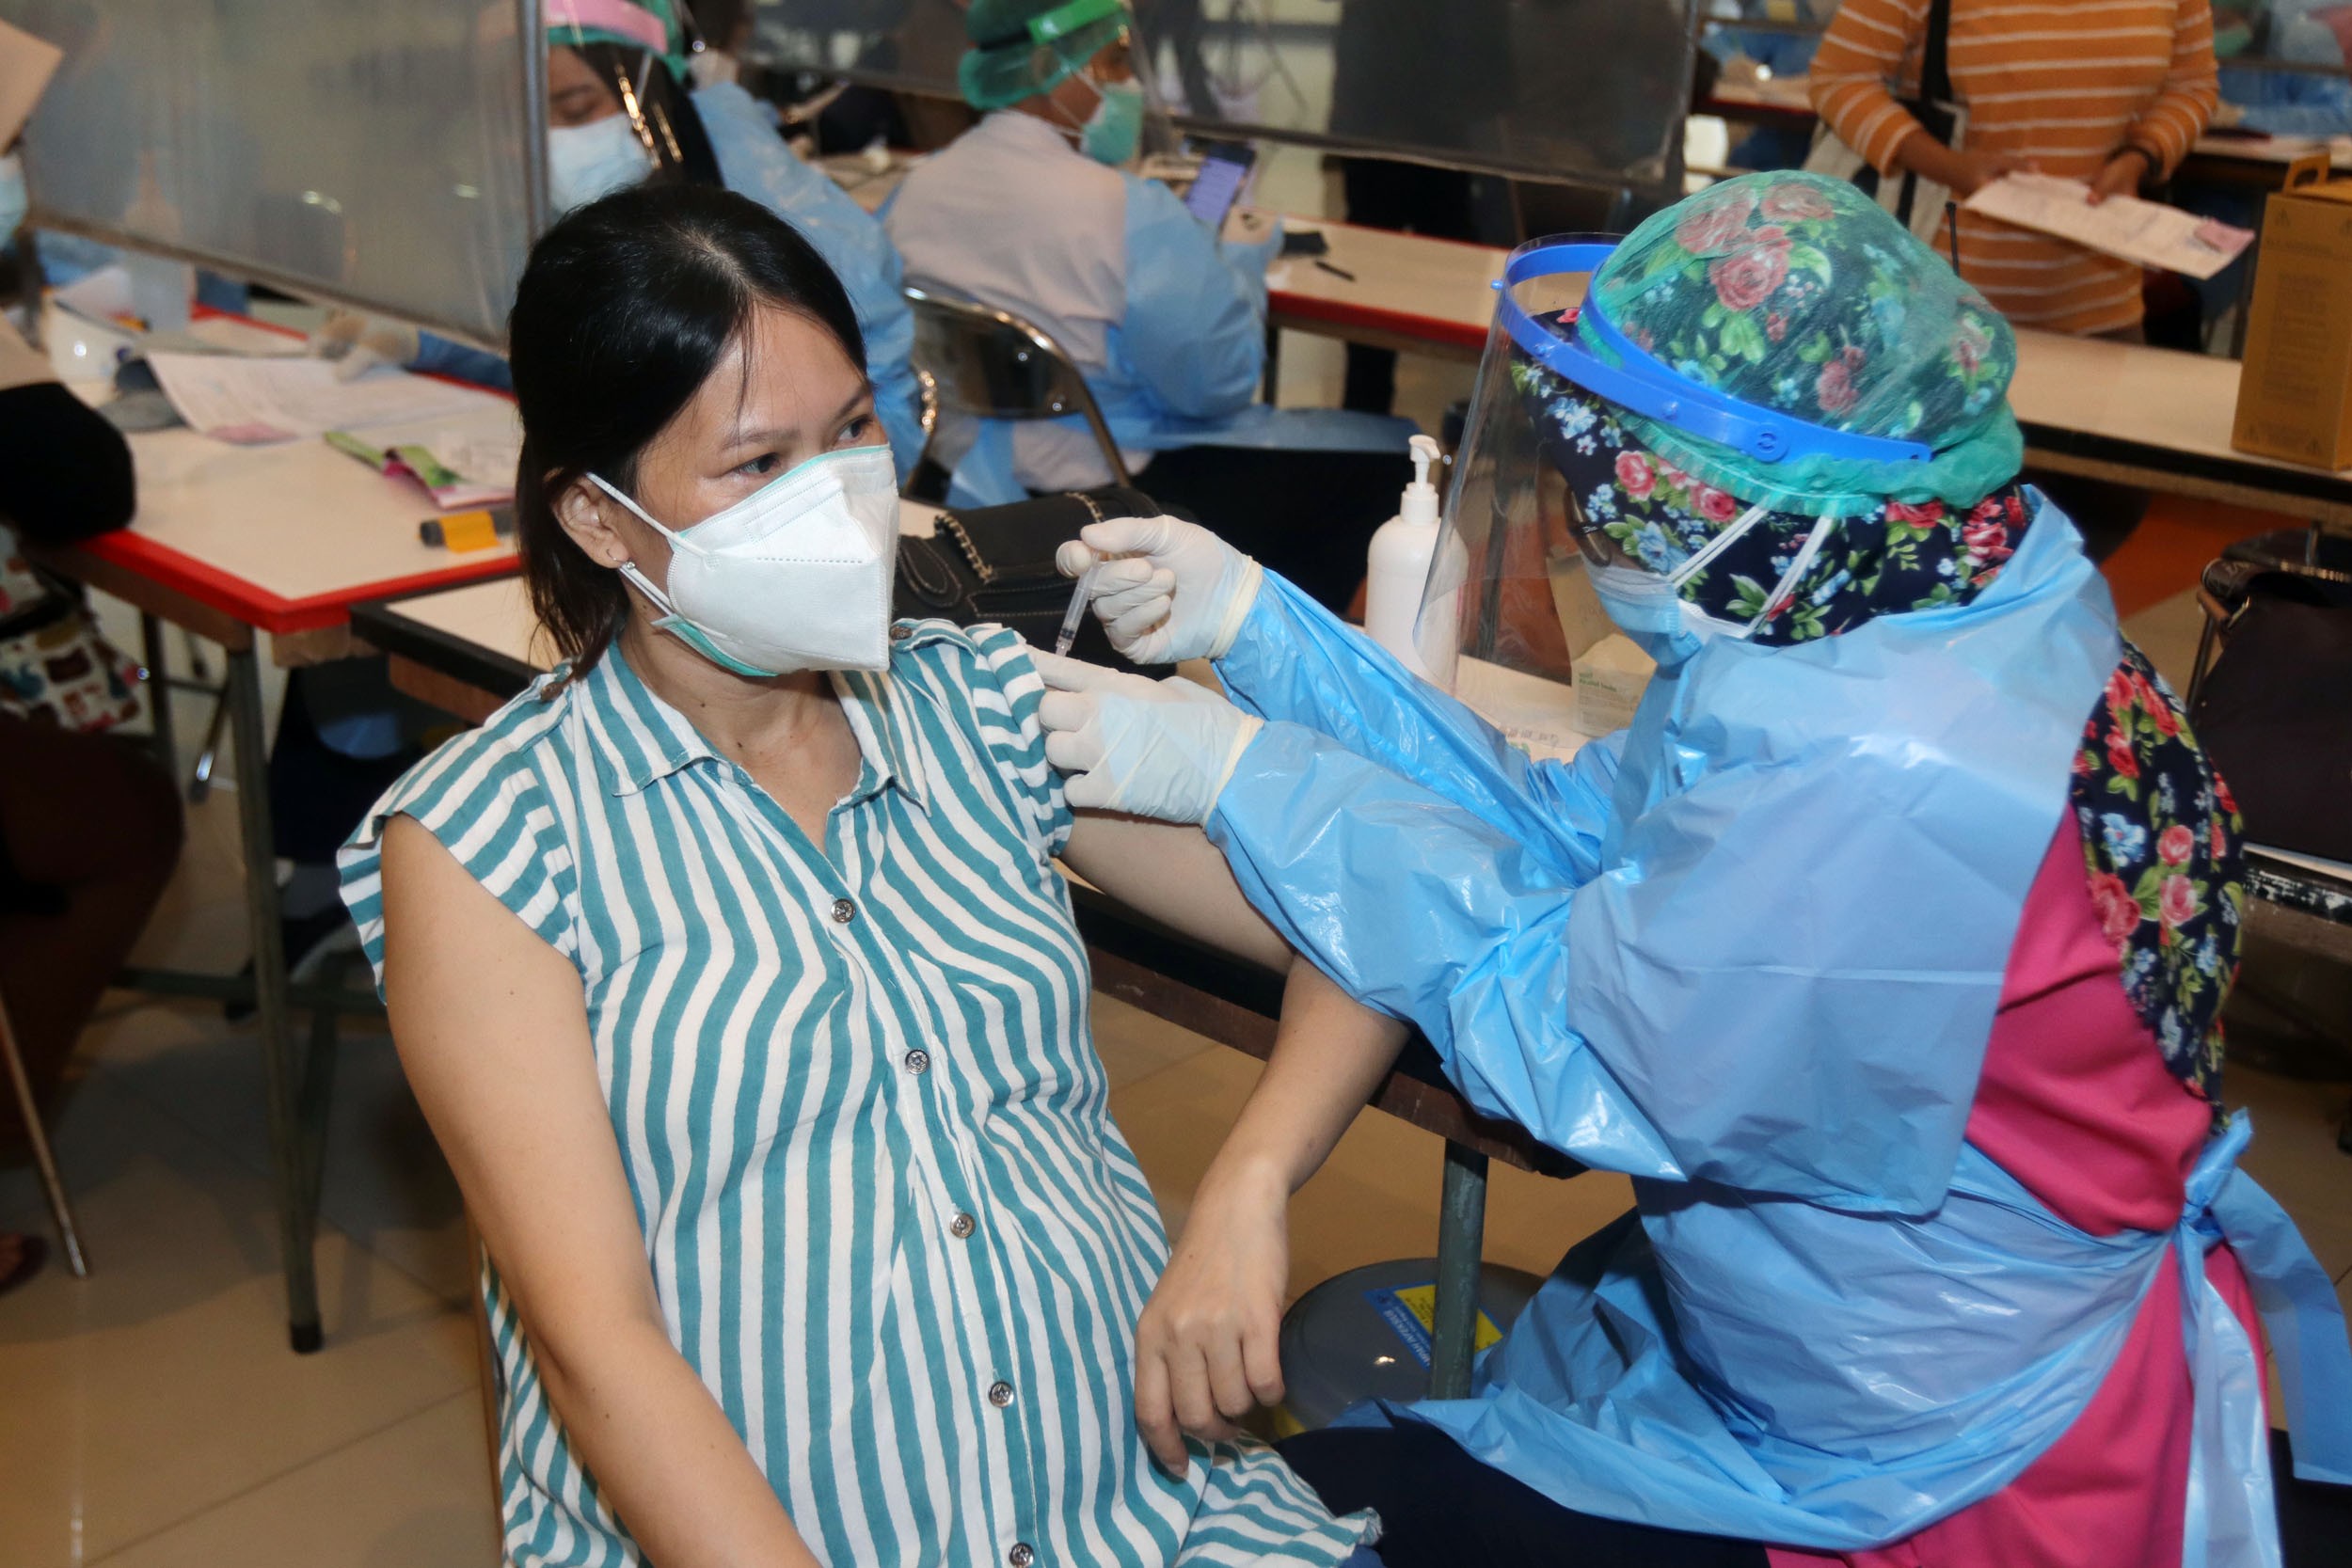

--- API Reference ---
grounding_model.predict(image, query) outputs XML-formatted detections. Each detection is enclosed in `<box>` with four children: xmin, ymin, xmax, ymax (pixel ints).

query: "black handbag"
<box><xmin>894</xmin><ymin>485</ymin><xmax>1165</xmax><ymax>672</ymax></box>
<box><xmin>2189</xmin><ymin>531</ymin><xmax>2352</xmax><ymax>864</ymax></box>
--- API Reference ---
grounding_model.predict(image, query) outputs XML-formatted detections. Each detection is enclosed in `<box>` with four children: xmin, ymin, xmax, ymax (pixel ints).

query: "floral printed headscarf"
<box><xmin>1567</xmin><ymin>170</ymin><xmax>2023</xmax><ymax>518</ymax></box>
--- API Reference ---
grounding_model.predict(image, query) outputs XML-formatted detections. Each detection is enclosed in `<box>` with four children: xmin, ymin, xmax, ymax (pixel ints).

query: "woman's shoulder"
<box><xmin>365</xmin><ymin>671</ymin><xmax>583</xmax><ymax>838</ymax></box>
<box><xmin>884</xmin><ymin>617</ymin><xmax>1049</xmax><ymax>719</ymax></box>
<box><xmin>339</xmin><ymin>672</ymin><xmax>588</xmax><ymax>983</ymax></box>
<box><xmin>881</xmin><ymin>618</ymin><xmax>1072</xmax><ymax>847</ymax></box>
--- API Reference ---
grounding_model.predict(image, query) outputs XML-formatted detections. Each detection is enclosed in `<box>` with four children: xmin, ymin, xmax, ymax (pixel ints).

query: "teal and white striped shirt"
<box><xmin>341</xmin><ymin>621</ymin><xmax>1373</xmax><ymax>1568</ymax></box>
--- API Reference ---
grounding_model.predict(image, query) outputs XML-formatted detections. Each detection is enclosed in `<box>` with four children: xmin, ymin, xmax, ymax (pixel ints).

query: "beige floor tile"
<box><xmin>2228</xmin><ymin>1065</ymin><xmax>2352</xmax><ymax>1282</ymax></box>
<box><xmin>88</xmin><ymin>1391</ymin><xmax>500</xmax><ymax>1568</ymax></box>
<box><xmin>0</xmin><ymin>1074</ymin><xmax>478</xmax><ymax>1567</ymax></box>
<box><xmin>1089</xmin><ymin>990</ymin><xmax>1221</xmax><ymax>1089</ymax></box>
<box><xmin>2120</xmin><ymin>588</ymin><xmax>2207</xmax><ymax>693</ymax></box>
<box><xmin>67</xmin><ymin>998</ymin><xmax>473</xmax><ymax>1307</ymax></box>
<box><xmin>1109</xmin><ymin>1045</ymin><xmax>1631</xmax><ymax>1305</ymax></box>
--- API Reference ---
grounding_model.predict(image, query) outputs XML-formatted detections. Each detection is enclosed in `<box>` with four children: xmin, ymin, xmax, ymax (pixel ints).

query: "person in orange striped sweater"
<box><xmin>1810</xmin><ymin>0</ymin><xmax>2220</xmax><ymax>341</ymax></box>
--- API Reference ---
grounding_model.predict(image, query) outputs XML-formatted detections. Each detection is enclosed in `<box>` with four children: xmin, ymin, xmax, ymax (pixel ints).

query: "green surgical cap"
<box><xmin>1587</xmin><ymin>171</ymin><xmax>2023</xmax><ymax>517</ymax></box>
<box><xmin>960</xmin><ymin>0</ymin><xmax>1131</xmax><ymax>111</ymax></box>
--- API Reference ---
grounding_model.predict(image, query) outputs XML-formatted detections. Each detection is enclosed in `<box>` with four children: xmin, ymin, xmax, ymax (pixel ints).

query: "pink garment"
<box><xmin>1770</xmin><ymin>814</ymin><xmax>2261</xmax><ymax>1568</ymax></box>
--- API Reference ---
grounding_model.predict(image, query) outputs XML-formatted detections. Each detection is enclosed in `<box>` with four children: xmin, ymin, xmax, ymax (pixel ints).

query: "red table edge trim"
<box><xmin>78</xmin><ymin>306</ymin><xmax>524</xmax><ymax>632</ymax></box>
<box><xmin>1266</xmin><ymin>289</ymin><xmax>1489</xmax><ymax>354</ymax></box>
<box><xmin>75</xmin><ymin>528</ymin><xmax>521</xmax><ymax>636</ymax></box>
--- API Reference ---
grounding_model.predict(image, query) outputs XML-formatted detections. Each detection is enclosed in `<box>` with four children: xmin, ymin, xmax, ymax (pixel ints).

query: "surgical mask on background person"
<box><xmin>0</xmin><ymin>154</ymin><xmax>26</xmax><ymax>241</ymax></box>
<box><xmin>1073</xmin><ymin>72</ymin><xmax>1145</xmax><ymax>166</ymax></box>
<box><xmin>591</xmin><ymin>443</ymin><xmax>901</xmax><ymax>677</ymax></box>
<box><xmin>548</xmin><ymin>114</ymin><xmax>655</xmax><ymax>214</ymax></box>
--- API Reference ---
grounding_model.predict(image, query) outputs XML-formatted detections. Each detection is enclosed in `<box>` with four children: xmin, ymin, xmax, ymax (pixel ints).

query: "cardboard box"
<box><xmin>0</xmin><ymin>17</ymin><xmax>61</xmax><ymax>150</ymax></box>
<box><xmin>2233</xmin><ymin>154</ymin><xmax>2352</xmax><ymax>472</ymax></box>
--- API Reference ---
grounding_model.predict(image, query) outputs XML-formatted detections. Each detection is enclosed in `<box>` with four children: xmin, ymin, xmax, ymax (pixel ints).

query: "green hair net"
<box><xmin>960</xmin><ymin>0</ymin><xmax>1132</xmax><ymax>111</ymax></box>
<box><xmin>1585</xmin><ymin>171</ymin><xmax>2022</xmax><ymax>518</ymax></box>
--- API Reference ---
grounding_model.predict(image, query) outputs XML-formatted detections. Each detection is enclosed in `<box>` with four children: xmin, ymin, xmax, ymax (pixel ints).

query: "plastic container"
<box><xmin>1364</xmin><ymin>433</ymin><xmax>1444</xmax><ymax>676</ymax></box>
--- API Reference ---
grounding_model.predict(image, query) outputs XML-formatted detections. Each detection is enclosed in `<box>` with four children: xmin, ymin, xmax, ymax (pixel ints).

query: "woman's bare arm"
<box><xmin>1132</xmin><ymin>962</ymin><xmax>1411</xmax><ymax>1469</ymax></box>
<box><xmin>1060</xmin><ymin>811</ymin><xmax>1291</xmax><ymax>973</ymax></box>
<box><xmin>379</xmin><ymin>817</ymin><xmax>819</xmax><ymax>1568</ymax></box>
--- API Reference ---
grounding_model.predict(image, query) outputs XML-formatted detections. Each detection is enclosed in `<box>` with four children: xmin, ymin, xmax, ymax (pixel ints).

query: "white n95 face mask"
<box><xmin>593</xmin><ymin>443</ymin><xmax>900</xmax><ymax>678</ymax></box>
<box><xmin>548</xmin><ymin>113</ymin><xmax>656</xmax><ymax>214</ymax></box>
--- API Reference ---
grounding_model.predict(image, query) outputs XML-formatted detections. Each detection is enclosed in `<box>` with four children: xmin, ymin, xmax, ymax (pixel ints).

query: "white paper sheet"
<box><xmin>145</xmin><ymin>353</ymin><xmax>509</xmax><ymax>444</ymax></box>
<box><xmin>1451</xmin><ymin>655</ymin><xmax>1593</xmax><ymax>766</ymax></box>
<box><xmin>1963</xmin><ymin>174</ymin><xmax>2253</xmax><ymax>280</ymax></box>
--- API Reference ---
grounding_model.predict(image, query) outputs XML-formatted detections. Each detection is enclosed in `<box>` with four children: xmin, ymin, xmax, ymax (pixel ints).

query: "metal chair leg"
<box><xmin>187</xmin><ymin>688</ymin><xmax>230</xmax><ymax>805</ymax></box>
<box><xmin>139</xmin><ymin>612</ymin><xmax>176</xmax><ymax>779</ymax></box>
<box><xmin>224</xmin><ymin>644</ymin><xmax>323</xmax><ymax>1352</ymax></box>
<box><xmin>1427</xmin><ymin>1139</ymin><xmax>1490</xmax><ymax>1400</ymax></box>
<box><xmin>0</xmin><ymin>987</ymin><xmax>89</xmax><ymax>1277</ymax></box>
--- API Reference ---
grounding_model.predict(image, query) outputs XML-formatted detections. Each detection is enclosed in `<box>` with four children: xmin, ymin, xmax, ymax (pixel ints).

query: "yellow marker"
<box><xmin>418</xmin><ymin>508</ymin><xmax>513</xmax><ymax>553</ymax></box>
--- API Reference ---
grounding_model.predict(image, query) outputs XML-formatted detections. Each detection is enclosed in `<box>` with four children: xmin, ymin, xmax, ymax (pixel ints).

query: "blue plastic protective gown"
<box><xmin>415</xmin><ymin>84</ymin><xmax>928</xmax><ymax>480</ymax></box>
<box><xmin>2221</xmin><ymin>0</ymin><xmax>2352</xmax><ymax>138</ymax></box>
<box><xmin>1202</xmin><ymin>502</ymin><xmax>2352</xmax><ymax>1555</ymax></box>
<box><xmin>931</xmin><ymin>173</ymin><xmax>1409</xmax><ymax>508</ymax></box>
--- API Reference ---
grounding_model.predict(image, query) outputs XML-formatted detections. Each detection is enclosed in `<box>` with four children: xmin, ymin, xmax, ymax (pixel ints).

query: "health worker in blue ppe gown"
<box><xmin>882</xmin><ymin>0</ymin><xmax>1417</xmax><ymax>612</ymax></box>
<box><xmin>1032</xmin><ymin>172</ymin><xmax>2352</xmax><ymax>1568</ymax></box>
<box><xmin>316</xmin><ymin>0</ymin><xmax>925</xmax><ymax>479</ymax></box>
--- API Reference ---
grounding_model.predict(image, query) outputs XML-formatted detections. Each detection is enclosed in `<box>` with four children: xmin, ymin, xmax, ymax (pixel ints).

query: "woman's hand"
<box><xmin>1896</xmin><ymin>130</ymin><xmax>2036</xmax><ymax>197</ymax></box>
<box><xmin>2087</xmin><ymin>148</ymin><xmax>2153</xmax><ymax>206</ymax></box>
<box><xmin>1133</xmin><ymin>1156</ymin><xmax>1292</xmax><ymax>1472</ymax></box>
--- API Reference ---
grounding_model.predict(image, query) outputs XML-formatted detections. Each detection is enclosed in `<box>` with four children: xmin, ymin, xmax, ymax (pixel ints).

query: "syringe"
<box><xmin>1054</xmin><ymin>564</ymin><xmax>1098</xmax><ymax>657</ymax></box>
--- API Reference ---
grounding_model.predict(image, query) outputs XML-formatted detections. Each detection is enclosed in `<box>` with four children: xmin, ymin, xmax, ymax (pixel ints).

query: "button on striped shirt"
<box><xmin>1812</xmin><ymin>0</ymin><xmax>2220</xmax><ymax>335</ymax></box>
<box><xmin>341</xmin><ymin>622</ymin><xmax>1373</xmax><ymax>1568</ymax></box>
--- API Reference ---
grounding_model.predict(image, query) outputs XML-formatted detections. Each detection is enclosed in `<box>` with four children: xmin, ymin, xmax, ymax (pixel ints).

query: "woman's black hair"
<box><xmin>507</xmin><ymin>182</ymin><xmax>867</xmax><ymax>675</ymax></box>
<box><xmin>572</xmin><ymin>41</ymin><xmax>723</xmax><ymax>190</ymax></box>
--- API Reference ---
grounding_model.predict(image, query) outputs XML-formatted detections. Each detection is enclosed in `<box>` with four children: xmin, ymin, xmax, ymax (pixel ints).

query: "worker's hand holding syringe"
<box><xmin>1129</xmin><ymin>961</ymin><xmax>1410</xmax><ymax>1472</ymax></box>
<box><xmin>1055</xmin><ymin>513</ymin><xmax>1263</xmax><ymax>666</ymax></box>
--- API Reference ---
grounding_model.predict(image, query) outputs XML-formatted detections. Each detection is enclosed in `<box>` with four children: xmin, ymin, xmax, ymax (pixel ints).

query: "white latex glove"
<box><xmin>309</xmin><ymin>309</ymin><xmax>421</xmax><ymax>382</ymax></box>
<box><xmin>1054</xmin><ymin>514</ymin><xmax>1263</xmax><ymax>666</ymax></box>
<box><xmin>1034</xmin><ymin>649</ymin><xmax>1263</xmax><ymax>825</ymax></box>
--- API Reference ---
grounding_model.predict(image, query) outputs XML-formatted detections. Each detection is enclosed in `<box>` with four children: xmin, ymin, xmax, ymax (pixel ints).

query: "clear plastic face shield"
<box><xmin>1415</xmin><ymin>235</ymin><xmax>1934</xmax><ymax>742</ymax></box>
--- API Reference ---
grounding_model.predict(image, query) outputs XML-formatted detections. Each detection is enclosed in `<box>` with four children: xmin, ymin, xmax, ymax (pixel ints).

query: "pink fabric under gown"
<box><xmin>1769</xmin><ymin>814</ymin><xmax>2262</xmax><ymax>1568</ymax></box>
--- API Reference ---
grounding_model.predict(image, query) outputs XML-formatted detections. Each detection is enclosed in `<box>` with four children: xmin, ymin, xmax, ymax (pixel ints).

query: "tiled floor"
<box><xmin>6</xmin><ymin>363</ymin><xmax>2344</xmax><ymax>1564</ymax></box>
<box><xmin>4</xmin><ymin>763</ymin><xmax>2347</xmax><ymax>1565</ymax></box>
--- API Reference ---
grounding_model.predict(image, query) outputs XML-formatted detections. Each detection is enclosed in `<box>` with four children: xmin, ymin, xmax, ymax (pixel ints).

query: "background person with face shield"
<box><xmin>318</xmin><ymin>0</ymin><xmax>925</xmax><ymax>479</ymax></box>
<box><xmin>882</xmin><ymin>0</ymin><xmax>1418</xmax><ymax>613</ymax></box>
<box><xmin>263</xmin><ymin>0</ymin><xmax>932</xmax><ymax>992</ymax></box>
<box><xmin>1029</xmin><ymin>173</ymin><xmax>2352</xmax><ymax>1568</ymax></box>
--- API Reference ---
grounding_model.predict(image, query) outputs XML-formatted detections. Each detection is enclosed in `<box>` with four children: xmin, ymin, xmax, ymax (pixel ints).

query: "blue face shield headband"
<box><xmin>1495</xmin><ymin>238</ymin><xmax>1933</xmax><ymax>469</ymax></box>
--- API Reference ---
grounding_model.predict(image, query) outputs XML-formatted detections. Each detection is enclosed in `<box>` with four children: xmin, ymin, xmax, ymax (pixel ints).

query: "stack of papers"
<box><xmin>326</xmin><ymin>414</ymin><xmax>524</xmax><ymax>511</ymax></box>
<box><xmin>145</xmin><ymin>352</ymin><xmax>504</xmax><ymax>444</ymax></box>
<box><xmin>144</xmin><ymin>351</ymin><xmax>522</xmax><ymax>507</ymax></box>
<box><xmin>1963</xmin><ymin>174</ymin><xmax>2253</xmax><ymax>280</ymax></box>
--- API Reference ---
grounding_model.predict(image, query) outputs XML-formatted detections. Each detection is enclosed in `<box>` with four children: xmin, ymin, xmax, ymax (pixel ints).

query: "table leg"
<box><xmin>1263</xmin><ymin>320</ymin><xmax>1283</xmax><ymax>405</ymax></box>
<box><xmin>224</xmin><ymin>644</ymin><xmax>324</xmax><ymax>1353</ymax></box>
<box><xmin>139</xmin><ymin>612</ymin><xmax>175</xmax><ymax>777</ymax></box>
<box><xmin>1427</xmin><ymin>1139</ymin><xmax>1489</xmax><ymax>1400</ymax></box>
